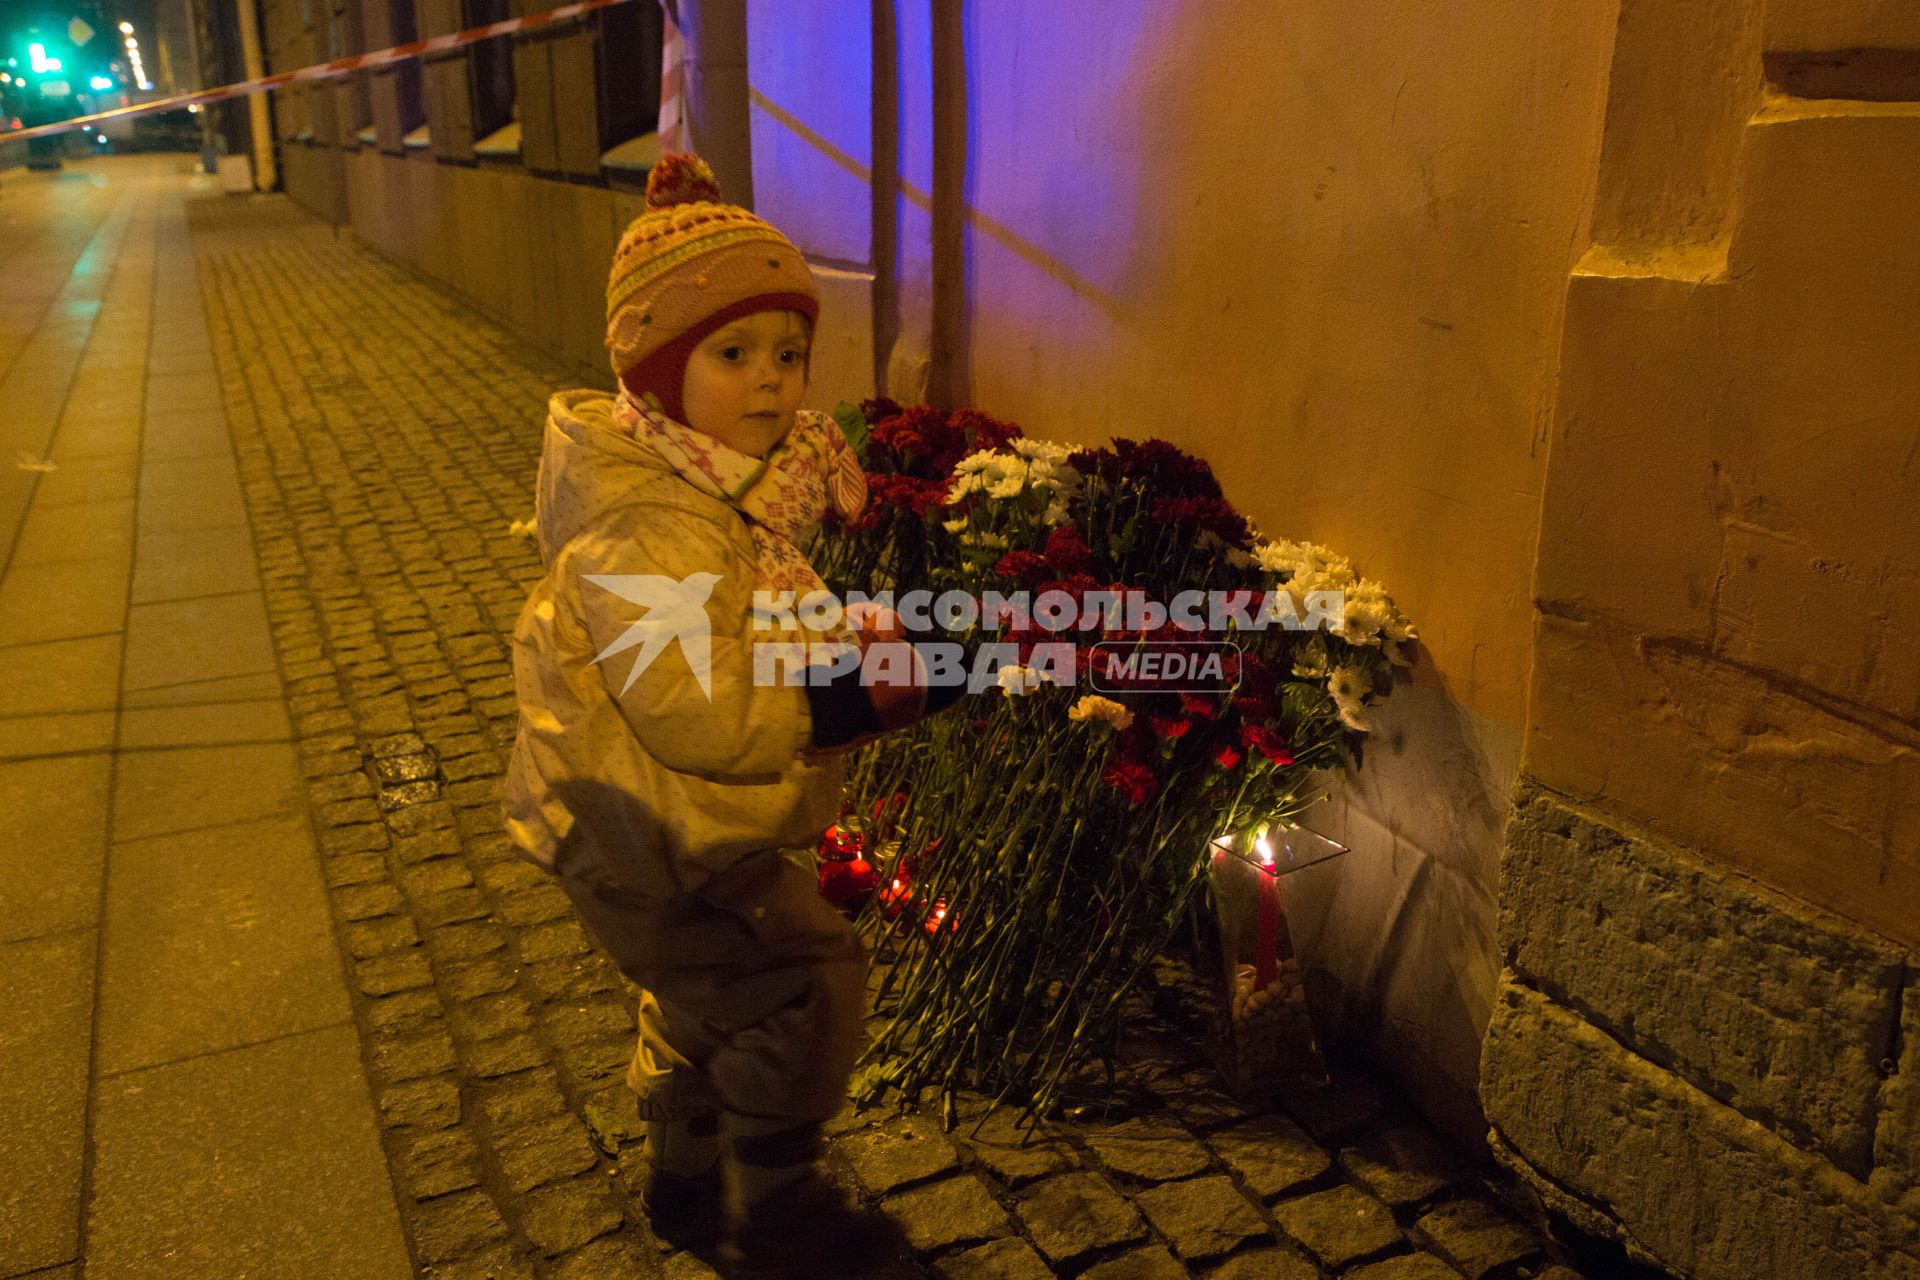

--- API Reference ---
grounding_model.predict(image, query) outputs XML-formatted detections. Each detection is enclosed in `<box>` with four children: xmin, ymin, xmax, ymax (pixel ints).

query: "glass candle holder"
<box><xmin>1206</xmin><ymin>823</ymin><xmax>1348</xmax><ymax>1105</ymax></box>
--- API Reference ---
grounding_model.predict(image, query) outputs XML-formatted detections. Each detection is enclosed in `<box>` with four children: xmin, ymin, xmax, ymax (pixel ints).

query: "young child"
<box><xmin>503</xmin><ymin>155</ymin><xmax>956</xmax><ymax>1276</ymax></box>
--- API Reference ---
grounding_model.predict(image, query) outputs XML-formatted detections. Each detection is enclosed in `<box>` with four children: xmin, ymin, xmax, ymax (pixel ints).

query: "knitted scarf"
<box><xmin>613</xmin><ymin>390</ymin><xmax>868</xmax><ymax>607</ymax></box>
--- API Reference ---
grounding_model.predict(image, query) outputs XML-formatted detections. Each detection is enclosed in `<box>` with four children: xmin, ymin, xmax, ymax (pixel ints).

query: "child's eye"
<box><xmin>719</xmin><ymin>346</ymin><xmax>745</xmax><ymax>361</ymax></box>
<box><xmin>779</xmin><ymin>349</ymin><xmax>806</xmax><ymax>365</ymax></box>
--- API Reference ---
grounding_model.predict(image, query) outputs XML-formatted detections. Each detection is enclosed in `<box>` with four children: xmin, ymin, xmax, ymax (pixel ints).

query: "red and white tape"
<box><xmin>7</xmin><ymin>0</ymin><xmax>638</xmax><ymax>144</ymax></box>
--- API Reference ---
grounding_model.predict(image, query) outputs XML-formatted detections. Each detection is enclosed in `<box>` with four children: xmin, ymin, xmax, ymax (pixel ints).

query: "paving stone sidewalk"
<box><xmin>182</xmin><ymin>190</ymin><xmax>1597</xmax><ymax>1280</ymax></box>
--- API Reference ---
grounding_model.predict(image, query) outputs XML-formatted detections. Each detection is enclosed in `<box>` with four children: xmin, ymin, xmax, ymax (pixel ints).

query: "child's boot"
<box><xmin>728</xmin><ymin>1119</ymin><xmax>906</xmax><ymax>1278</ymax></box>
<box><xmin>638</xmin><ymin>1112</ymin><xmax>728</xmax><ymax>1247</ymax></box>
<box><xmin>731</xmin><ymin>1169</ymin><xmax>906</xmax><ymax>1278</ymax></box>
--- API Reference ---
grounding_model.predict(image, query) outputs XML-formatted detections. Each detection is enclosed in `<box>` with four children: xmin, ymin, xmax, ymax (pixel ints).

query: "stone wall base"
<box><xmin>1484</xmin><ymin>785</ymin><xmax>1919</xmax><ymax>1279</ymax></box>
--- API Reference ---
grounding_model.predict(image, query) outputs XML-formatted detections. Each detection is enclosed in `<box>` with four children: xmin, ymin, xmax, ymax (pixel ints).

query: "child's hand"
<box><xmin>843</xmin><ymin>601</ymin><xmax>906</xmax><ymax>645</ymax></box>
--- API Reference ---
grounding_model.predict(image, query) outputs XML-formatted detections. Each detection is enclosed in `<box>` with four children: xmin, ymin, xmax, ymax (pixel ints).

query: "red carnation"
<box><xmin>993</xmin><ymin>550</ymin><xmax>1052</xmax><ymax>582</ymax></box>
<box><xmin>949</xmin><ymin>408</ymin><xmax>1022</xmax><ymax>454</ymax></box>
<box><xmin>1150</xmin><ymin>496</ymin><xmax>1253</xmax><ymax>547</ymax></box>
<box><xmin>1112</xmin><ymin>438</ymin><xmax>1224</xmax><ymax>498</ymax></box>
<box><xmin>1239</xmin><ymin>723</ymin><xmax>1295</xmax><ymax>767</ymax></box>
<box><xmin>1147</xmin><ymin>714</ymin><xmax>1192</xmax><ymax>740</ymax></box>
<box><xmin>1237</xmin><ymin>651</ymin><xmax>1277</xmax><ymax>698</ymax></box>
<box><xmin>871</xmin><ymin>415</ymin><xmax>929</xmax><ymax>457</ymax></box>
<box><xmin>1066</xmin><ymin>447</ymin><xmax>1114</xmax><ymax>480</ymax></box>
<box><xmin>1043</xmin><ymin>526</ymin><xmax>1095</xmax><ymax>574</ymax></box>
<box><xmin>1214</xmin><ymin>744</ymin><xmax>1243</xmax><ymax>770</ymax></box>
<box><xmin>1101</xmin><ymin>757</ymin><xmax>1159</xmax><ymax>805</ymax></box>
<box><xmin>1179</xmin><ymin>690</ymin><xmax>1221</xmax><ymax>719</ymax></box>
<box><xmin>859</xmin><ymin>396</ymin><xmax>904</xmax><ymax>425</ymax></box>
<box><xmin>907</xmin><ymin>477</ymin><xmax>952</xmax><ymax>516</ymax></box>
<box><xmin>1233</xmin><ymin>694</ymin><xmax>1279</xmax><ymax>724</ymax></box>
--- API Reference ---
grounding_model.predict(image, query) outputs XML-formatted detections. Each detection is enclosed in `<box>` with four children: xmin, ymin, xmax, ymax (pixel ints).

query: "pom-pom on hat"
<box><xmin>605</xmin><ymin>154</ymin><xmax>820</xmax><ymax>422</ymax></box>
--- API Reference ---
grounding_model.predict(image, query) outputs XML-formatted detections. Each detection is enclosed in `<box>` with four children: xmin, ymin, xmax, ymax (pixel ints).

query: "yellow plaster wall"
<box><xmin>1529</xmin><ymin>0</ymin><xmax>1920</xmax><ymax>949</ymax></box>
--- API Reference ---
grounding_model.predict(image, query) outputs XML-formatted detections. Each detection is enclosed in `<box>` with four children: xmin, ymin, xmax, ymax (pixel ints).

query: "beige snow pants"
<box><xmin>554</xmin><ymin>843</ymin><xmax>868</xmax><ymax>1124</ymax></box>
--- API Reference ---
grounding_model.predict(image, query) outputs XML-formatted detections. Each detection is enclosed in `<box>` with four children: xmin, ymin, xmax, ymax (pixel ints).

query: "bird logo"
<box><xmin>583</xmin><ymin>572</ymin><xmax>722</xmax><ymax>699</ymax></box>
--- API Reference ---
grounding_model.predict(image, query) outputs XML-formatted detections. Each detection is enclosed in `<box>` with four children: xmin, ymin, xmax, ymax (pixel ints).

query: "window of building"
<box><xmin>464</xmin><ymin>0</ymin><xmax>514</xmax><ymax>143</ymax></box>
<box><xmin>363</xmin><ymin>0</ymin><xmax>424</xmax><ymax>154</ymax></box>
<box><xmin>513</xmin><ymin>0</ymin><xmax>659</xmax><ymax>181</ymax></box>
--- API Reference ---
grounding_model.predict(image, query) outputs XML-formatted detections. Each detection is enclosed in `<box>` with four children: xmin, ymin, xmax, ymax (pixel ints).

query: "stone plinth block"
<box><xmin>1503</xmin><ymin>785</ymin><xmax>1903</xmax><ymax>1174</ymax></box>
<box><xmin>1482</xmin><ymin>979</ymin><xmax>1920</xmax><ymax>1280</ymax></box>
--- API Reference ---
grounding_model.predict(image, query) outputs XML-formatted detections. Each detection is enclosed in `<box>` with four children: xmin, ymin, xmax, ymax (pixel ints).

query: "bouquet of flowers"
<box><xmin>806</xmin><ymin>400</ymin><xmax>1416</xmax><ymax>1116</ymax></box>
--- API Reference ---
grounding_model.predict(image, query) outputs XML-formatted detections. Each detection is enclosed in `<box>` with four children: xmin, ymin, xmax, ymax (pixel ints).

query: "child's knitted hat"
<box><xmin>605</xmin><ymin>154</ymin><xmax>820</xmax><ymax>422</ymax></box>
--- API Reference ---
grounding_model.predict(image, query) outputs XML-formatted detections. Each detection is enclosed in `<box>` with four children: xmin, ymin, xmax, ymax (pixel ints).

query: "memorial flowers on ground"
<box><xmin>807</xmin><ymin>400</ymin><xmax>1416</xmax><ymax>1116</ymax></box>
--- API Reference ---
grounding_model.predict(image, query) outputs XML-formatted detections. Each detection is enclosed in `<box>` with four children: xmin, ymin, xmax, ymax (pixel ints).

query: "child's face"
<box><xmin>680</xmin><ymin>310</ymin><xmax>811</xmax><ymax>457</ymax></box>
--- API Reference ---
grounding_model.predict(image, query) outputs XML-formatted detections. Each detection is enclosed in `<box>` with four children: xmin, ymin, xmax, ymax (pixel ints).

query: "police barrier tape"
<box><xmin>7</xmin><ymin>0</ymin><xmax>639</xmax><ymax>144</ymax></box>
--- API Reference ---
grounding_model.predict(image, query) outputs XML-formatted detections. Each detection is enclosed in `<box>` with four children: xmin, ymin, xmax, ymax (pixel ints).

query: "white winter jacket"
<box><xmin>503</xmin><ymin>389</ymin><xmax>844</xmax><ymax>898</ymax></box>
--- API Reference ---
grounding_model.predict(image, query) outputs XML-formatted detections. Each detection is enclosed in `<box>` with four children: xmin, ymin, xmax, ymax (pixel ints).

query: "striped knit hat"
<box><xmin>605</xmin><ymin>154</ymin><xmax>819</xmax><ymax>422</ymax></box>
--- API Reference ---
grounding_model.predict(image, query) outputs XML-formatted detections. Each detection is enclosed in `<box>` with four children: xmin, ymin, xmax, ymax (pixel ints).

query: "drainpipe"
<box><xmin>677</xmin><ymin>0</ymin><xmax>751</xmax><ymax>208</ymax></box>
<box><xmin>233</xmin><ymin>0</ymin><xmax>277</xmax><ymax>190</ymax></box>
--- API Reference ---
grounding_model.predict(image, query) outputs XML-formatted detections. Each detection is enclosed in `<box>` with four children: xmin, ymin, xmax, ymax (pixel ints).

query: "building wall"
<box><xmin>254</xmin><ymin>14</ymin><xmax>1917</xmax><ymax>1247</ymax></box>
<box><xmin>1484</xmin><ymin>0</ymin><xmax>1920</xmax><ymax>1273</ymax></box>
<box><xmin>742</xmin><ymin>0</ymin><xmax>1620</xmax><ymax>1141</ymax></box>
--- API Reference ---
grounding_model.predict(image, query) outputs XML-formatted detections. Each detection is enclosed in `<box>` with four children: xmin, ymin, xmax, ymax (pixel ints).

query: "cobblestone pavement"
<box><xmin>183</xmin><ymin>190</ymin><xmax>1597</xmax><ymax>1280</ymax></box>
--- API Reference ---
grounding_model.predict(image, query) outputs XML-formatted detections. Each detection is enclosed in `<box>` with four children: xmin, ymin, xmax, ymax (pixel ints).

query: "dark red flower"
<box><xmin>1066</xmin><ymin>447</ymin><xmax>1114</xmax><ymax>480</ymax></box>
<box><xmin>1111</xmin><ymin>438</ymin><xmax>1223</xmax><ymax>498</ymax></box>
<box><xmin>1101</xmin><ymin>757</ymin><xmax>1159</xmax><ymax>805</ymax></box>
<box><xmin>1149</xmin><ymin>496</ymin><xmax>1252</xmax><ymax>547</ymax></box>
<box><xmin>906</xmin><ymin>476</ymin><xmax>952</xmax><ymax>516</ymax></box>
<box><xmin>870</xmin><ymin>414</ymin><xmax>929</xmax><ymax>457</ymax></box>
<box><xmin>1179</xmin><ymin>690</ymin><xmax>1221</xmax><ymax>719</ymax></box>
<box><xmin>1233</xmin><ymin>694</ymin><xmax>1279</xmax><ymax>724</ymax></box>
<box><xmin>948</xmin><ymin>408</ymin><xmax>1022</xmax><ymax>455</ymax></box>
<box><xmin>1214</xmin><ymin>744</ymin><xmax>1243</xmax><ymax>770</ymax></box>
<box><xmin>1147</xmin><ymin>714</ymin><xmax>1192</xmax><ymax>740</ymax></box>
<box><xmin>993</xmin><ymin>550</ymin><xmax>1052</xmax><ymax>582</ymax></box>
<box><xmin>1237</xmin><ymin>651</ymin><xmax>1277</xmax><ymax>699</ymax></box>
<box><xmin>1239</xmin><ymin>723</ymin><xmax>1295</xmax><ymax>767</ymax></box>
<box><xmin>859</xmin><ymin>396</ymin><xmax>904</xmax><ymax>425</ymax></box>
<box><xmin>1043</xmin><ymin>526</ymin><xmax>1095</xmax><ymax>574</ymax></box>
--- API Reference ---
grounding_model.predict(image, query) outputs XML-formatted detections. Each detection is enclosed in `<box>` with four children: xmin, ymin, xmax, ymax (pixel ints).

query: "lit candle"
<box><xmin>1254</xmin><ymin>830</ymin><xmax>1279</xmax><ymax>989</ymax></box>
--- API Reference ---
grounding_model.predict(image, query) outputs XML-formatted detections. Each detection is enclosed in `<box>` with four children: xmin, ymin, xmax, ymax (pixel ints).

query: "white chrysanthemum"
<box><xmin>1257</xmin><ymin>539</ymin><xmax>1357</xmax><ymax>588</ymax></box>
<box><xmin>1328</xmin><ymin>663</ymin><xmax>1372</xmax><ymax>732</ymax></box>
<box><xmin>1009</xmin><ymin>438</ymin><xmax>1050</xmax><ymax>459</ymax></box>
<box><xmin>1291</xmin><ymin>634</ymin><xmax>1330</xmax><ymax>679</ymax></box>
<box><xmin>1042</xmin><ymin>499</ymin><xmax>1070</xmax><ymax>527</ymax></box>
<box><xmin>996</xmin><ymin>665</ymin><xmax>1044</xmax><ymax>695</ymax></box>
<box><xmin>1252</xmin><ymin>541</ymin><xmax>1292</xmax><ymax>575</ymax></box>
<box><xmin>949</xmin><ymin>472</ymin><xmax>984</xmax><ymax>498</ymax></box>
<box><xmin>954</xmin><ymin>449</ymin><xmax>997</xmax><ymax>475</ymax></box>
<box><xmin>1067</xmin><ymin>694</ymin><xmax>1134</xmax><ymax>731</ymax></box>
<box><xmin>941</xmin><ymin>516</ymin><xmax>968</xmax><ymax>533</ymax></box>
<box><xmin>1226</xmin><ymin>546</ymin><xmax>1255</xmax><ymax>570</ymax></box>
<box><xmin>1340</xmin><ymin>595</ymin><xmax>1394</xmax><ymax>647</ymax></box>
<box><xmin>985</xmin><ymin>474</ymin><xmax>1026</xmax><ymax>501</ymax></box>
